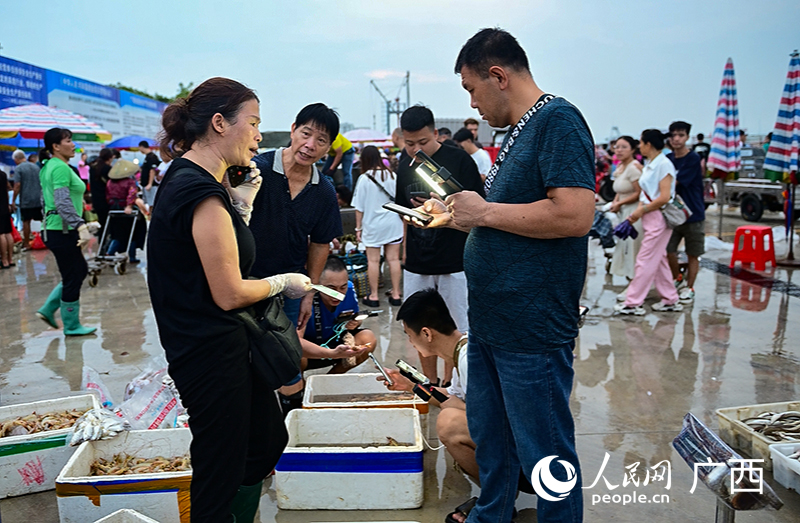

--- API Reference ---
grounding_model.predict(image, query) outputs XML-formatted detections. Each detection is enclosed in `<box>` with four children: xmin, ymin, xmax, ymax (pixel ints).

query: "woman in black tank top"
<box><xmin>147</xmin><ymin>78</ymin><xmax>312</xmax><ymax>523</ymax></box>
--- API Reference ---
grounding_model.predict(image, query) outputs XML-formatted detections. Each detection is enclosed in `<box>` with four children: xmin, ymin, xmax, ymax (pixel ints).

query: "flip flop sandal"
<box><xmin>445</xmin><ymin>496</ymin><xmax>477</xmax><ymax>523</ymax></box>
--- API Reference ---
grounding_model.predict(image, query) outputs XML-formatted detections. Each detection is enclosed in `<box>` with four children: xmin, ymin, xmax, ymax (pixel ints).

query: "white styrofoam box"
<box><xmin>303</xmin><ymin>373</ymin><xmax>428</xmax><ymax>414</ymax></box>
<box><xmin>56</xmin><ymin>429</ymin><xmax>192</xmax><ymax>523</ymax></box>
<box><xmin>0</xmin><ymin>394</ymin><xmax>99</xmax><ymax>498</ymax></box>
<box><xmin>94</xmin><ymin>509</ymin><xmax>161</xmax><ymax>522</ymax></box>
<box><xmin>769</xmin><ymin>443</ymin><xmax>800</xmax><ymax>492</ymax></box>
<box><xmin>275</xmin><ymin>408</ymin><xmax>423</xmax><ymax>510</ymax></box>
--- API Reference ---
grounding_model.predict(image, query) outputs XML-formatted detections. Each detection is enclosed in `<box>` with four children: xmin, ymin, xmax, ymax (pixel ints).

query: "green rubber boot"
<box><xmin>36</xmin><ymin>283</ymin><xmax>62</xmax><ymax>329</ymax></box>
<box><xmin>60</xmin><ymin>300</ymin><xmax>97</xmax><ymax>336</ymax></box>
<box><xmin>230</xmin><ymin>481</ymin><xmax>263</xmax><ymax>523</ymax></box>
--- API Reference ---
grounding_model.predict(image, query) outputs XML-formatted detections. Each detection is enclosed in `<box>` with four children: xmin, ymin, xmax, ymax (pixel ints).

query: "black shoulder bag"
<box><xmin>235</xmin><ymin>296</ymin><xmax>303</xmax><ymax>390</ymax></box>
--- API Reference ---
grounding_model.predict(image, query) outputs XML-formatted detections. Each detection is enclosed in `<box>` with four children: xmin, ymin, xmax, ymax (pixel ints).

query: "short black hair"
<box><xmin>640</xmin><ymin>129</ymin><xmax>667</xmax><ymax>150</ymax></box>
<box><xmin>669</xmin><ymin>121</ymin><xmax>692</xmax><ymax>134</ymax></box>
<box><xmin>335</xmin><ymin>184</ymin><xmax>352</xmax><ymax>206</ymax></box>
<box><xmin>294</xmin><ymin>103</ymin><xmax>339</xmax><ymax>143</ymax></box>
<box><xmin>455</xmin><ymin>28</ymin><xmax>531</xmax><ymax>79</ymax></box>
<box><xmin>139</xmin><ymin>140</ymin><xmax>151</xmax><ymax>148</ymax></box>
<box><xmin>453</xmin><ymin>128</ymin><xmax>474</xmax><ymax>143</ymax></box>
<box><xmin>400</xmin><ymin>105</ymin><xmax>435</xmax><ymax>133</ymax></box>
<box><xmin>43</xmin><ymin>127</ymin><xmax>73</xmax><ymax>154</ymax></box>
<box><xmin>321</xmin><ymin>255</ymin><xmax>347</xmax><ymax>275</ymax></box>
<box><xmin>396</xmin><ymin>289</ymin><xmax>457</xmax><ymax>336</ymax></box>
<box><xmin>437</xmin><ymin>127</ymin><xmax>452</xmax><ymax>138</ymax></box>
<box><xmin>697</xmin><ymin>133</ymin><xmax>705</xmax><ymax>141</ymax></box>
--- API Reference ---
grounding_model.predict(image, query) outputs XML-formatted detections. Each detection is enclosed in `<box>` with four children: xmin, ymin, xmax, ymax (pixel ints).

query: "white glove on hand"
<box><xmin>226</xmin><ymin>161</ymin><xmax>262</xmax><ymax>225</ymax></box>
<box><xmin>77</xmin><ymin>224</ymin><xmax>93</xmax><ymax>249</ymax></box>
<box><xmin>263</xmin><ymin>273</ymin><xmax>312</xmax><ymax>300</ymax></box>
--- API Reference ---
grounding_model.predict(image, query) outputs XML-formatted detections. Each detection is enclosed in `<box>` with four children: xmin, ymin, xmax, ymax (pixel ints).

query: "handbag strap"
<box><xmin>364</xmin><ymin>170</ymin><xmax>394</xmax><ymax>200</ymax></box>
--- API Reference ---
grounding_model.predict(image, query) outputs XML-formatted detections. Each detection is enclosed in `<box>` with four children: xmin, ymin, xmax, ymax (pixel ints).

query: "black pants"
<box><xmin>172</xmin><ymin>345</ymin><xmax>288</xmax><ymax>523</ymax></box>
<box><xmin>44</xmin><ymin>229</ymin><xmax>87</xmax><ymax>302</ymax></box>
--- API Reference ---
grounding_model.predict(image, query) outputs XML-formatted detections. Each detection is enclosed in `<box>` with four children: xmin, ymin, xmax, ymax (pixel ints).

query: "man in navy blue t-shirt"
<box><xmin>666</xmin><ymin>121</ymin><xmax>706</xmax><ymax>305</ymax></box>
<box><xmin>417</xmin><ymin>29</ymin><xmax>594</xmax><ymax>523</ymax></box>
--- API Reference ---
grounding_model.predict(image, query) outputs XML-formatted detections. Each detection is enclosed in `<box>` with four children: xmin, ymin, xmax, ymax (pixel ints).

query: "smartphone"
<box><xmin>382</xmin><ymin>202</ymin><xmax>433</xmax><ymax>225</ymax></box>
<box><xmin>409</xmin><ymin>191</ymin><xmax>430</xmax><ymax>200</ymax></box>
<box><xmin>226</xmin><ymin>165</ymin><xmax>252</xmax><ymax>188</ymax></box>
<box><xmin>369</xmin><ymin>354</ymin><xmax>393</xmax><ymax>386</ymax></box>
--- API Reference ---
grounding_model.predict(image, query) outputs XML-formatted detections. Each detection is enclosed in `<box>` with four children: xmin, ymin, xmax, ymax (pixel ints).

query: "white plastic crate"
<box><xmin>769</xmin><ymin>443</ymin><xmax>800</xmax><ymax>493</ymax></box>
<box><xmin>716</xmin><ymin>400</ymin><xmax>800</xmax><ymax>471</ymax></box>
<box><xmin>56</xmin><ymin>429</ymin><xmax>192</xmax><ymax>523</ymax></box>
<box><xmin>275</xmin><ymin>408</ymin><xmax>423</xmax><ymax>510</ymax></box>
<box><xmin>94</xmin><ymin>509</ymin><xmax>161</xmax><ymax>522</ymax></box>
<box><xmin>303</xmin><ymin>373</ymin><xmax>428</xmax><ymax>414</ymax></box>
<box><xmin>0</xmin><ymin>394</ymin><xmax>98</xmax><ymax>498</ymax></box>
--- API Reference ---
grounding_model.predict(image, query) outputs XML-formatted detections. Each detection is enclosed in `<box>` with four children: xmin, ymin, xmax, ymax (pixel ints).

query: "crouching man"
<box><xmin>279</xmin><ymin>256</ymin><xmax>377</xmax><ymax>414</ymax></box>
<box><xmin>378</xmin><ymin>289</ymin><xmax>533</xmax><ymax>522</ymax></box>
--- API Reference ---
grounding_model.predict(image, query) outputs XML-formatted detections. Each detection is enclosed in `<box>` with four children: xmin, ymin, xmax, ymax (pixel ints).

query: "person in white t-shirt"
<box><xmin>377</xmin><ymin>289</ymin><xmax>535</xmax><ymax>519</ymax></box>
<box><xmin>453</xmin><ymin>127</ymin><xmax>492</xmax><ymax>182</ymax></box>
<box><xmin>377</xmin><ymin>289</ymin><xmax>473</xmax><ymax>475</ymax></box>
<box><xmin>352</xmin><ymin>146</ymin><xmax>404</xmax><ymax>307</ymax></box>
<box><xmin>614</xmin><ymin>129</ymin><xmax>682</xmax><ymax>315</ymax></box>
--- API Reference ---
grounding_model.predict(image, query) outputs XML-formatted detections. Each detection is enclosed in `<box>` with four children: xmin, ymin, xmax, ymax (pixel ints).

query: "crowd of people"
<box><xmin>0</xmin><ymin>25</ymin><xmax>729</xmax><ymax>523</ymax></box>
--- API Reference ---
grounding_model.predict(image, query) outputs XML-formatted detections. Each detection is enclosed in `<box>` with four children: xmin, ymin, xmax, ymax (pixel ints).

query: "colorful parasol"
<box><xmin>344</xmin><ymin>128</ymin><xmax>391</xmax><ymax>143</ymax></box>
<box><xmin>106</xmin><ymin>135</ymin><xmax>158</xmax><ymax>150</ymax></box>
<box><xmin>764</xmin><ymin>51</ymin><xmax>800</xmax><ymax>265</ymax></box>
<box><xmin>0</xmin><ymin>103</ymin><xmax>112</xmax><ymax>142</ymax></box>
<box><xmin>708</xmin><ymin>58</ymin><xmax>741</xmax><ymax>178</ymax></box>
<box><xmin>708</xmin><ymin>58</ymin><xmax>740</xmax><ymax>239</ymax></box>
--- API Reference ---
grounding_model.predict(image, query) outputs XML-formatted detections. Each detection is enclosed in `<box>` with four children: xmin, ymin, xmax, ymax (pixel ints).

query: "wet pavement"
<box><xmin>1</xmin><ymin>207</ymin><xmax>799</xmax><ymax>522</ymax></box>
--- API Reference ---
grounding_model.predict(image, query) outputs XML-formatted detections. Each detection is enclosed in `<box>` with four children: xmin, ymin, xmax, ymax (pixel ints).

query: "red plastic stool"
<box><xmin>730</xmin><ymin>279</ymin><xmax>771</xmax><ymax>311</ymax></box>
<box><xmin>729</xmin><ymin>226</ymin><xmax>776</xmax><ymax>271</ymax></box>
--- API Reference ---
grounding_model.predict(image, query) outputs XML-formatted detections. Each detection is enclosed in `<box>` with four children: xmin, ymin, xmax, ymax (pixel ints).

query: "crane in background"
<box><xmin>370</xmin><ymin>71</ymin><xmax>410</xmax><ymax>135</ymax></box>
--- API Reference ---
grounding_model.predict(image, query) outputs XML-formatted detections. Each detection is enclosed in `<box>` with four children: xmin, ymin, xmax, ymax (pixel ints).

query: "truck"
<box><xmin>704</xmin><ymin>145</ymin><xmax>799</xmax><ymax>222</ymax></box>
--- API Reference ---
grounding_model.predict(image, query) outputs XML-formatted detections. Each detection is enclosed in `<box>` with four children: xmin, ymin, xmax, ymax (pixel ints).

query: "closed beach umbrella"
<box><xmin>106</xmin><ymin>135</ymin><xmax>158</xmax><ymax>150</ymax></box>
<box><xmin>708</xmin><ymin>58</ymin><xmax>740</xmax><ymax>238</ymax></box>
<box><xmin>708</xmin><ymin>58</ymin><xmax>741</xmax><ymax>177</ymax></box>
<box><xmin>0</xmin><ymin>103</ymin><xmax>112</xmax><ymax>142</ymax></box>
<box><xmin>764</xmin><ymin>50</ymin><xmax>800</xmax><ymax>265</ymax></box>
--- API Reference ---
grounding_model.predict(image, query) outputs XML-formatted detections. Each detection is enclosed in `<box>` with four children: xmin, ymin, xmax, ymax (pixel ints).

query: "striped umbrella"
<box><xmin>764</xmin><ymin>51</ymin><xmax>799</xmax><ymax>185</ymax></box>
<box><xmin>0</xmin><ymin>103</ymin><xmax>112</xmax><ymax>142</ymax></box>
<box><xmin>764</xmin><ymin>51</ymin><xmax>800</xmax><ymax>265</ymax></box>
<box><xmin>708</xmin><ymin>58</ymin><xmax>741</xmax><ymax>178</ymax></box>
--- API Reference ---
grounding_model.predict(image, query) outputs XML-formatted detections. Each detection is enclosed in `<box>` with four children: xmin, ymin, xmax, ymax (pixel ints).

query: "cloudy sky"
<box><xmin>4</xmin><ymin>0</ymin><xmax>799</xmax><ymax>141</ymax></box>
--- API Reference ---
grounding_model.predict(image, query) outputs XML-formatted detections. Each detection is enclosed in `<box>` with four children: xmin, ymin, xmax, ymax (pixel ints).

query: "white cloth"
<box><xmin>470</xmin><ymin>148</ymin><xmax>492</xmax><ymax>177</ymax></box>
<box><xmin>352</xmin><ymin>169</ymin><xmax>404</xmax><ymax>247</ymax></box>
<box><xmin>403</xmin><ymin>270</ymin><xmax>469</xmax><ymax>333</ymax></box>
<box><xmin>638</xmin><ymin>152</ymin><xmax>675</xmax><ymax>204</ymax></box>
<box><xmin>446</xmin><ymin>335</ymin><xmax>469</xmax><ymax>401</ymax></box>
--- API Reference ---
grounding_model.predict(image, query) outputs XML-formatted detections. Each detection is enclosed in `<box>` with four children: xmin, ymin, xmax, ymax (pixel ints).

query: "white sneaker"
<box><xmin>616</xmin><ymin>290</ymin><xmax>627</xmax><ymax>302</ymax></box>
<box><xmin>679</xmin><ymin>287</ymin><xmax>695</xmax><ymax>304</ymax></box>
<box><xmin>675</xmin><ymin>278</ymin><xmax>688</xmax><ymax>291</ymax></box>
<box><xmin>614</xmin><ymin>303</ymin><xmax>646</xmax><ymax>316</ymax></box>
<box><xmin>651</xmin><ymin>301</ymin><xmax>684</xmax><ymax>312</ymax></box>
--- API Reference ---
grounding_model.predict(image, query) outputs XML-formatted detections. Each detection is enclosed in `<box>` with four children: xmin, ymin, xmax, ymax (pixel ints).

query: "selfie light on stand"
<box><xmin>413</xmin><ymin>150</ymin><xmax>463</xmax><ymax>197</ymax></box>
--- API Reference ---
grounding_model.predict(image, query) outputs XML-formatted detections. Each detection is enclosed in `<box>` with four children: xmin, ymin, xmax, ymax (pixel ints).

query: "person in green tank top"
<box><xmin>36</xmin><ymin>127</ymin><xmax>96</xmax><ymax>336</ymax></box>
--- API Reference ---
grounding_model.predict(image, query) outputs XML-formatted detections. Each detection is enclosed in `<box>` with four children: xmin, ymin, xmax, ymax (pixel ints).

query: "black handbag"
<box><xmin>235</xmin><ymin>296</ymin><xmax>302</xmax><ymax>390</ymax></box>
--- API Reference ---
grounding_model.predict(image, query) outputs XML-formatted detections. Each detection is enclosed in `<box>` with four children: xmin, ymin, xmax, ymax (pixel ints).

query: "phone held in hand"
<box><xmin>382</xmin><ymin>202</ymin><xmax>433</xmax><ymax>225</ymax></box>
<box><xmin>409</xmin><ymin>191</ymin><xmax>429</xmax><ymax>201</ymax></box>
<box><xmin>226</xmin><ymin>165</ymin><xmax>253</xmax><ymax>188</ymax></box>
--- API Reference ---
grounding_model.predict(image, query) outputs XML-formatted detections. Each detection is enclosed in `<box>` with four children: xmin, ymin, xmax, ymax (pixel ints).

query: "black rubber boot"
<box><xmin>230</xmin><ymin>480</ymin><xmax>262</xmax><ymax>523</ymax></box>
